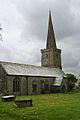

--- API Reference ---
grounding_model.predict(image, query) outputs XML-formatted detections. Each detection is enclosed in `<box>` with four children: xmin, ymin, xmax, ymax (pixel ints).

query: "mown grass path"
<box><xmin>0</xmin><ymin>92</ymin><xmax>80</xmax><ymax>120</ymax></box>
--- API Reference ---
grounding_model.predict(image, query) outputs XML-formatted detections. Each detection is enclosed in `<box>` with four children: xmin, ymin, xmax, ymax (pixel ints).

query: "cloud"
<box><xmin>0</xmin><ymin>0</ymin><xmax>80</xmax><ymax>75</ymax></box>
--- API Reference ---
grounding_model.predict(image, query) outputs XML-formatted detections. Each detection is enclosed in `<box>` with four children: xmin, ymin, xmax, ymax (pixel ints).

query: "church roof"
<box><xmin>0</xmin><ymin>61</ymin><xmax>64</xmax><ymax>77</ymax></box>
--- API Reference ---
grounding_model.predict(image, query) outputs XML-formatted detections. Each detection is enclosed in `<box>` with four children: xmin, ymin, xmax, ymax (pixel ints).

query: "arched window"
<box><xmin>13</xmin><ymin>77</ymin><xmax>21</xmax><ymax>92</ymax></box>
<box><xmin>41</xmin><ymin>81</ymin><xmax>49</xmax><ymax>93</ymax></box>
<box><xmin>44</xmin><ymin>83</ymin><xmax>49</xmax><ymax>91</ymax></box>
<box><xmin>32</xmin><ymin>80</ymin><xmax>37</xmax><ymax>94</ymax></box>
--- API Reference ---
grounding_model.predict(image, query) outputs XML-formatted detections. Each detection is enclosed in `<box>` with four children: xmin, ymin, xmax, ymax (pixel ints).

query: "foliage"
<box><xmin>66</xmin><ymin>73</ymin><xmax>78</xmax><ymax>91</ymax></box>
<box><xmin>75</xmin><ymin>82</ymin><xmax>80</xmax><ymax>91</ymax></box>
<box><xmin>0</xmin><ymin>93</ymin><xmax>80</xmax><ymax>120</ymax></box>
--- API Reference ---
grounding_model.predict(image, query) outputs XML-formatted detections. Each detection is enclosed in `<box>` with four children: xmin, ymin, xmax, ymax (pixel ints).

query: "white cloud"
<box><xmin>0</xmin><ymin>0</ymin><xmax>80</xmax><ymax>75</ymax></box>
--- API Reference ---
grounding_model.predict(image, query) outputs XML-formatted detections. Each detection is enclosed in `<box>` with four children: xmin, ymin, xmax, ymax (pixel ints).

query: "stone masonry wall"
<box><xmin>28</xmin><ymin>76</ymin><xmax>54</xmax><ymax>95</ymax></box>
<box><xmin>0</xmin><ymin>65</ymin><xmax>7</xmax><ymax>94</ymax></box>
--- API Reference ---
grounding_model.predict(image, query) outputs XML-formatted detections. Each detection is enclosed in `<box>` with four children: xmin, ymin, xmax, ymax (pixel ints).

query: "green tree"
<box><xmin>66</xmin><ymin>73</ymin><xmax>78</xmax><ymax>91</ymax></box>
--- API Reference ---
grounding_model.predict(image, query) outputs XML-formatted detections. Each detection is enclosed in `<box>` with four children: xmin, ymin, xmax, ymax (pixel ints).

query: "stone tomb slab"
<box><xmin>2</xmin><ymin>95</ymin><xmax>15</xmax><ymax>102</ymax></box>
<box><xmin>14</xmin><ymin>99</ymin><xmax>32</xmax><ymax>108</ymax></box>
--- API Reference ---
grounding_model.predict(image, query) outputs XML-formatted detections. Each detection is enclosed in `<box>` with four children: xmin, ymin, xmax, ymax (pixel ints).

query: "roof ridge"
<box><xmin>0</xmin><ymin>61</ymin><xmax>61</xmax><ymax>70</ymax></box>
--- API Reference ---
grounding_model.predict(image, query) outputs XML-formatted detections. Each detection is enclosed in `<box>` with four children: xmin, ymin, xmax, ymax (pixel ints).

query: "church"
<box><xmin>0</xmin><ymin>11</ymin><xmax>67</xmax><ymax>95</ymax></box>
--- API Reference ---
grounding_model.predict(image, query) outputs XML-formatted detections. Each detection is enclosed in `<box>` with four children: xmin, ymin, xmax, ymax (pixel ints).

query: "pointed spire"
<box><xmin>46</xmin><ymin>10</ymin><xmax>56</xmax><ymax>49</ymax></box>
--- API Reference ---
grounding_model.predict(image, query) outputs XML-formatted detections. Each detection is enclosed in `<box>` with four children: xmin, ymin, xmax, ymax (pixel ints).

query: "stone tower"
<box><xmin>41</xmin><ymin>11</ymin><xmax>62</xmax><ymax>69</ymax></box>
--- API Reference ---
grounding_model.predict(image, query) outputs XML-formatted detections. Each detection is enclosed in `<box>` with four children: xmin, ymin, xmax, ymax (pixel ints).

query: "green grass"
<box><xmin>0</xmin><ymin>92</ymin><xmax>80</xmax><ymax>120</ymax></box>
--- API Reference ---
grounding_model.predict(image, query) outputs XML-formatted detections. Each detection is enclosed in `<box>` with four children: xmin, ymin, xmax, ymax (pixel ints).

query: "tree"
<box><xmin>66</xmin><ymin>73</ymin><xmax>78</xmax><ymax>91</ymax></box>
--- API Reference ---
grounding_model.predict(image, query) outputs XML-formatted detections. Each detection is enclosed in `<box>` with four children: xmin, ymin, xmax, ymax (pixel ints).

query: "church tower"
<box><xmin>41</xmin><ymin>11</ymin><xmax>62</xmax><ymax>69</ymax></box>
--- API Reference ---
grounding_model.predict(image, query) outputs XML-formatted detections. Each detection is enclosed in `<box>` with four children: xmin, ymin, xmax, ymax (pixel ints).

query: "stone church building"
<box><xmin>0</xmin><ymin>11</ymin><xmax>67</xmax><ymax>95</ymax></box>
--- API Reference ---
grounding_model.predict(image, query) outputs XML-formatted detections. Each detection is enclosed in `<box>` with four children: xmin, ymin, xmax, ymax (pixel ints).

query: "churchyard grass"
<box><xmin>0</xmin><ymin>92</ymin><xmax>80</xmax><ymax>120</ymax></box>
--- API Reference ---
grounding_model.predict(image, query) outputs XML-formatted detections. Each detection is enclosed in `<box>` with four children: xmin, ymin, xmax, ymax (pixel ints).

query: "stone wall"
<box><xmin>41</xmin><ymin>48</ymin><xmax>62</xmax><ymax>69</ymax></box>
<box><xmin>6</xmin><ymin>75</ymin><xmax>54</xmax><ymax>95</ymax></box>
<box><xmin>0</xmin><ymin>65</ymin><xmax>7</xmax><ymax>94</ymax></box>
<box><xmin>6</xmin><ymin>75</ymin><xmax>28</xmax><ymax>95</ymax></box>
<box><xmin>0</xmin><ymin>72</ymin><xmax>67</xmax><ymax>95</ymax></box>
<box><xmin>28</xmin><ymin>77</ymin><xmax>54</xmax><ymax>95</ymax></box>
<box><xmin>61</xmin><ymin>77</ymin><xmax>68</xmax><ymax>92</ymax></box>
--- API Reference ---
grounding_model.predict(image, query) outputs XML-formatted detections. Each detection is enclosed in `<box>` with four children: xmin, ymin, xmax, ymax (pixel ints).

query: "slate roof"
<box><xmin>0</xmin><ymin>61</ymin><xmax>64</xmax><ymax>78</ymax></box>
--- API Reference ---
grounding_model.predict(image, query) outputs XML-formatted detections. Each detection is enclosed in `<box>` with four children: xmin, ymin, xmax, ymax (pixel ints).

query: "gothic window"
<box><xmin>41</xmin><ymin>81</ymin><xmax>49</xmax><ymax>93</ymax></box>
<box><xmin>44</xmin><ymin>83</ymin><xmax>49</xmax><ymax>91</ymax></box>
<box><xmin>32</xmin><ymin>84</ymin><xmax>37</xmax><ymax>93</ymax></box>
<box><xmin>41</xmin><ymin>81</ymin><xmax>44</xmax><ymax>88</ymax></box>
<box><xmin>41</xmin><ymin>81</ymin><xmax>45</xmax><ymax>93</ymax></box>
<box><xmin>13</xmin><ymin>77</ymin><xmax>21</xmax><ymax>92</ymax></box>
<box><xmin>32</xmin><ymin>80</ymin><xmax>37</xmax><ymax>94</ymax></box>
<box><xmin>50</xmin><ymin>85</ymin><xmax>54</xmax><ymax>93</ymax></box>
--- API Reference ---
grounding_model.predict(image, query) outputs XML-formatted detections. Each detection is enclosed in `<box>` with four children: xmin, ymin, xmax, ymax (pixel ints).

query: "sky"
<box><xmin>0</xmin><ymin>0</ymin><xmax>80</xmax><ymax>76</ymax></box>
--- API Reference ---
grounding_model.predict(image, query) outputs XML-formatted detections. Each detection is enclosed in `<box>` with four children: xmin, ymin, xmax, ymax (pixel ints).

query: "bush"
<box><xmin>66</xmin><ymin>73</ymin><xmax>78</xmax><ymax>91</ymax></box>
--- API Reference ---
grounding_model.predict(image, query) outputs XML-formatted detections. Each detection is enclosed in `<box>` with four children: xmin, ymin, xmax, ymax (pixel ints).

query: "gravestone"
<box><xmin>14</xmin><ymin>99</ymin><xmax>32</xmax><ymax>108</ymax></box>
<box><xmin>2</xmin><ymin>95</ymin><xmax>15</xmax><ymax>102</ymax></box>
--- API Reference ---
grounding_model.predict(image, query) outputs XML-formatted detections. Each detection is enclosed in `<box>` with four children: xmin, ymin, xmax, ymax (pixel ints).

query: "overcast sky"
<box><xmin>0</xmin><ymin>0</ymin><xmax>80</xmax><ymax>76</ymax></box>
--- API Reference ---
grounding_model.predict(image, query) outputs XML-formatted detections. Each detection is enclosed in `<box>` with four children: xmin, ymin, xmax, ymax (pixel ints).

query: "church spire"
<box><xmin>41</xmin><ymin>11</ymin><xmax>62</xmax><ymax>69</ymax></box>
<box><xmin>46</xmin><ymin>10</ymin><xmax>56</xmax><ymax>49</ymax></box>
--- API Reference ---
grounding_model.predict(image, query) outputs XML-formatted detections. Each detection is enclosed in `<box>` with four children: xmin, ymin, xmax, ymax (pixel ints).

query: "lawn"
<box><xmin>0</xmin><ymin>92</ymin><xmax>80</xmax><ymax>120</ymax></box>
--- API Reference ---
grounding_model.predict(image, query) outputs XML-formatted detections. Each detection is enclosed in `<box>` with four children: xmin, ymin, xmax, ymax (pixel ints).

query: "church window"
<box><xmin>41</xmin><ymin>81</ymin><xmax>49</xmax><ymax>93</ymax></box>
<box><xmin>32</xmin><ymin>80</ymin><xmax>37</xmax><ymax>94</ymax></box>
<box><xmin>32</xmin><ymin>84</ymin><xmax>37</xmax><ymax>93</ymax></box>
<box><xmin>13</xmin><ymin>77</ymin><xmax>21</xmax><ymax>92</ymax></box>
<box><xmin>50</xmin><ymin>85</ymin><xmax>54</xmax><ymax>93</ymax></box>
<box><xmin>44</xmin><ymin>83</ymin><xmax>49</xmax><ymax>91</ymax></box>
